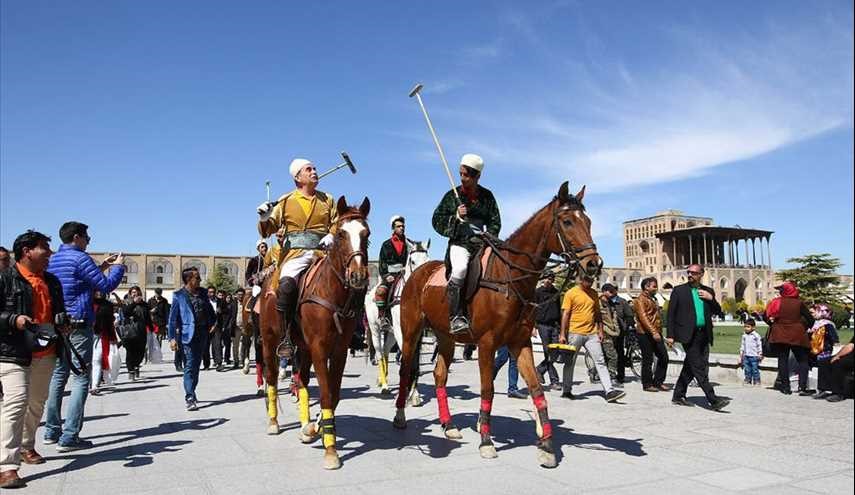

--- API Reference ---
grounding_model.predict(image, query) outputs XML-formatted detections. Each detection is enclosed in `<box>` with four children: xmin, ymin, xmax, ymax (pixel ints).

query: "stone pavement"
<box><xmin>16</xmin><ymin>348</ymin><xmax>854</xmax><ymax>495</ymax></box>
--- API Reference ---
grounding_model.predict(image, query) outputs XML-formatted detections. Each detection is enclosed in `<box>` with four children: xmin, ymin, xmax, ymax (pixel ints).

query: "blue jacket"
<box><xmin>47</xmin><ymin>244</ymin><xmax>125</xmax><ymax>325</ymax></box>
<box><xmin>168</xmin><ymin>287</ymin><xmax>215</xmax><ymax>345</ymax></box>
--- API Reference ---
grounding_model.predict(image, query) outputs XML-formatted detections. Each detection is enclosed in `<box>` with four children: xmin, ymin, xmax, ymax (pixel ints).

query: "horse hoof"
<box><xmin>538</xmin><ymin>450</ymin><xmax>558</xmax><ymax>469</ymax></box>
<box><xmin>300</xmin><ymin>423</ymin><xmax>318</xmax><ymax>444</ymax></box>
<box><xmin>323</xmin><ymin>452</ymin><xmax>341</xmax><ymax>470</ymax></box>
<box><xmin>444</xmin><ymin>426</ymin><xmax>463</xmax><ymax>440</ymax></box>
<box><xmin>392</xmin><ymin>409</ymin><xmax>407</xmax><ymax>429</ymax></box>
<box><xmin>380</xmin><ymin>386</ymin><xmax>391</xmax><ymax>396</ymax></box>
<box><xmin>410</xmin><ymin>394</ymin><xmax>422</xmax><ymax>407</ymax></box>
<box><xmin>266</xmin><ymin>421</ymin><xmax>280</xmax><ymax>435</ymax></box>
<box><xmin>479</xmin><ymin>444</ymin><xmax>498</xmax><ymax>459</ymax></box>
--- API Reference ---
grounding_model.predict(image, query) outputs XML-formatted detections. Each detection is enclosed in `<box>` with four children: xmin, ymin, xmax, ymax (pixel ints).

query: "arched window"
<box><xmin>147</xmin><ymin>259</ymin><xmax>174</xmax><ymax>285</ymax></box>
<box><xmin>720</xmin><ymin>278</ymin><xmax>729</xmax><ymax>290</ymax></box>
<box><xmin>183</xmin><ymin>260</ymin><xmax>208</xmax><ymax>281</ymax></box>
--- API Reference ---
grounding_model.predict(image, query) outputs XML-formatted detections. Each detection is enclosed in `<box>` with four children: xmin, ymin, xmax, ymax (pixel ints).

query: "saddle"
<box><xmin>253</xmin><ymin>257</ymin><xmax>325</xmax><ymax>315</ymax></box>
<box><xmin>425</xmin><ymin>246</ymin><xmax>504</xmax><ymax>302</ymax></box>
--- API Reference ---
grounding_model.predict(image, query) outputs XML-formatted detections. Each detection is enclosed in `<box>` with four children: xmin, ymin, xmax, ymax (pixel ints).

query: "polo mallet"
<box><xmin>409</xmin><ymin>83</ymin><xmax>460</xmax><ymax>203</ymax></box>
<box><xmin>317</xmin><ymin>151</ymin><xmax>357</xmax><ymax>180</ymax></box>
<box><xmin>265</xmin><ymin>180</ymin><xmax>271</xmax><ymax>202</ymax></box>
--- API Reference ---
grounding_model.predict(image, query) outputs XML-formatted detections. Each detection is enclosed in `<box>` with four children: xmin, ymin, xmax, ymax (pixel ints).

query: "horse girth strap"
<box><xmin>301</xmin><ymin>291</ymin><xmax>362</xmax><ymax>335</ymax></box>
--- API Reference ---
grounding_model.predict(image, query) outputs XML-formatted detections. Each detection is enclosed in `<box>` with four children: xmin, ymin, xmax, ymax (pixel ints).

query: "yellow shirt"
<box><xmin>561</xmin><ymin>285</ymin><xmax>600</xmax><ymax>335</ymax></box>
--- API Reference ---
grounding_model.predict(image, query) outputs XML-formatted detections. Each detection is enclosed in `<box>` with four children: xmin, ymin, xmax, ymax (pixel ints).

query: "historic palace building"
<box><xmin>599</xmin><ymin>210</ymin><xmax>775</xmax><ymax>304</ymax></box>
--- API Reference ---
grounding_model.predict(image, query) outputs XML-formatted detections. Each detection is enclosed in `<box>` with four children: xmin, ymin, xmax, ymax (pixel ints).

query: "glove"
<box><xmin>319</xmin><ymin>233</ymin><xmax>335</xmax><ymax>249</ymax></box>
<box><xmin>257</xmin><ymin>201</ymin><xmax>275</xmax><ymax>221</ymax></box>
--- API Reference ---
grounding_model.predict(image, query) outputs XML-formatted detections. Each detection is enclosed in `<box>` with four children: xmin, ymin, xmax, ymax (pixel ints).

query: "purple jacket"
<box><xmin>47</xmin><ymin>244</ymin><xmax>125</xmax><ymax>325</ymax></box>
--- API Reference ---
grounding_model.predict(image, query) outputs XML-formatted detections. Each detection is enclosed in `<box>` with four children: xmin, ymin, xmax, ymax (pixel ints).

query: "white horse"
<box><xmin>364</xmin><ymin>239</ymin><xmax>430</xmax><ymax>403</ymax></box>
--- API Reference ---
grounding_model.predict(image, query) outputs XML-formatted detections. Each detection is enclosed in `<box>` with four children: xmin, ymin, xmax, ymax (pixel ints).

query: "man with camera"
<box><xmin>0</xmin><ymin>230</ymin><xmax>68</xmax><ymax>488</ymax></box>
<box><xmin>44</xmin><ymin>222</ymin><xmax>125</xmax><ymax>452</ymax></box>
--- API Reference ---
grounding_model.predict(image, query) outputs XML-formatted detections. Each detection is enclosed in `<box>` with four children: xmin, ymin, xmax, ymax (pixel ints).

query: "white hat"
<box><xmin>289</xmin><ymin>158</ymin><xmax>313</xmax><ymax>179</ymax></box>
<box><xmin>256</xmin><ymin>239</ymin><xmax>267</xmax><ymax>250</ymax></box>
<box><xmin>460</xmin><ymin>153</ymin><xmax>484</xmax><ymax>173</ymax></box>
<box><xmin>390</xmin><ymin>215</ymin><xmax>405</xmax><ymax>229</ymax></box>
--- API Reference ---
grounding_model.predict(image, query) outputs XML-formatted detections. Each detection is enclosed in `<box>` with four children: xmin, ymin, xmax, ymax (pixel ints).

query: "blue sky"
<box><xmin>2</xmin><ymin>1</ymin><xmax>853</xmax><ymax>272</ymax></box>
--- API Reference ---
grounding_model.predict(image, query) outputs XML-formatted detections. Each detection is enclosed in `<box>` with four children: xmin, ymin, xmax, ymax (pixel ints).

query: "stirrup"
<box><xmin>379</xmin><ymin>316</ymin><xmax>392</xmax><ymax>331</ymax></box>
<box><xmin>276</xmin><ymin>338</ymin><xmax>294</xmax><ymax>359</ymax></box>
<box><xmin>449</xmin><ymin>316</ymin><xmax>470</xmax><ymax>335</ymax></box>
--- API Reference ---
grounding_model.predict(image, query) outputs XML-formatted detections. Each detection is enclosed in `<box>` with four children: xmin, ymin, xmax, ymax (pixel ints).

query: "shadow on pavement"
<box><xmin>26</xmin><ymin>418</ymin><xmax>227</xmax><ymax>482</ymax></box>
<box><xmin>331</xmin><ymin>415</ymin><xmax>465</xmax><ymax>463</ymax></box>
<box><xmin>105</xmin><ymin>383</ymin><xmax>169</xmax><ymax>394</ymax></box>
<box><xmin>196</xmin><ymin>393</ymin><xmax>259</xmax><ymax>410</ymax></box>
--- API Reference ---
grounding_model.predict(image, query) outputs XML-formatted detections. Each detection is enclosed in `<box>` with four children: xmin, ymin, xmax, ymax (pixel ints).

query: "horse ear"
<box><xmin>336</xmin><ymin>196</ymin><xmax>349</xmax><ymax>216</ymax></box>
<box><xmin>576</xmin><ymin>185</ymin><xmax>586</xmax><ymax>202</ymax></box>
<box><xmin>558</xmin><ymin>181</ymin><xmax>569</xmax><ymax>203</ymax></box>
<box><xmin>359</xmin><ymin>197</ymin><xmax>371</xmax><ymax>217</ymax></box>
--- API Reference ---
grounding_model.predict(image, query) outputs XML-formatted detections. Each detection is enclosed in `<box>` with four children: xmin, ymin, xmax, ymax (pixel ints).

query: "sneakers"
<box><xmin>508</xmin><ymin>390</ymin><xmax>527</xmax><ymax>399</ymax></box>
<box><xmin>671</xmin><ymin>397</ymin><xmax>693</xmax><ymax>407</ymax></box>
<box><xmin>43</xmin><ymin>436</ymin><xmax>58</xmax><ymax>445</ymax></box>
<box><xmin>643</xmin><ymin>386</ymin><xmax>659</xmax><ymax>392</ymax></box>
<box><xmin>826</xmin><ymin>394</ymin><xmax>846</xmax><ymax>402</ymax></box>
<box><xmin>813</xmin><ymin>391</ymin><xmax>832</xmax><ymax>400</ymax></box>
<box><xmin>605</xmin><ymin>390</ymin><xmax>626</xmax><ymax>403</ymax></box>
<box><xmin>710</xmin><ymin>398</ymin><xmax>730</xmax><ymax>411</ymax></box>
<box><xmin>798</xmin><ymin>389</ymin><xmax>816</xmax><ymax>397</ymax></box>
<box><xmin>549</xmin><ymin>383</ymin><xmax>562</xmax><ymax>391</ymax></box>
<box><xmin>242</xmin><ymin>358</ymin><xmax>250</xmax><ymax>375</ymax></box>
<box><xmin>56</xmin><ymin>438</ymin><xmax>93</xmax><ymax>452</ymax></box>
<box><xmin>186</xmin><ymin>400</ymin><xmax>198</xmax><ymax>411</ymax></box>
<box><xmin>560</xmin><ymin>391</ymin><xmax>576</xmax><ymax>400</ymax></box>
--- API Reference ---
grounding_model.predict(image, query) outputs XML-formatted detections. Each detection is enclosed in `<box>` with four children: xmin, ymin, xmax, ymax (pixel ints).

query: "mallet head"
<box><xmin>409</xmin><ymin>83</ymin><xmax>424</xmax><ymax>98</ymax></box>
<box><xmin>341</xmin><ymin>151</ymin><xmax>357</xmax><ymax>174</ymax></box>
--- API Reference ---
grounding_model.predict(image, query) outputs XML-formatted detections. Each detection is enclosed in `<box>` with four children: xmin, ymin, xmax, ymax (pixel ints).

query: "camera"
<box><xmin>54</xmin><ymin>312</ymin><xmax>71</xmax><ymax>328</ymax></box>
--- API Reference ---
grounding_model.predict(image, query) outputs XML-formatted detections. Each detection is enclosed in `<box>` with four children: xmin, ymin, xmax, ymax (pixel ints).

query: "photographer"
<box><xmin>0</xmin><ymin>231</ymin><xmax>67</xmax><ymax>488</ymax></box>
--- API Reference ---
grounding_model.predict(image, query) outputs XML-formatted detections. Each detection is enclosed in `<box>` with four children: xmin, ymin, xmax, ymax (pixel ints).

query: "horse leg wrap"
<box><xmin>479</xmin><ymin>399</ymin><xmax>493</xmax><ymax>443</ymax></box>
<box><xmin>532</xmin><ymin>393</ymin><xmax>553</xmax><ymax>439</ymax></box>
<box><xmin>320</xmin><ymin>409</ymin><xmax>336</xmax><ymax>449</ymax></box>
<box><xmin>266</xmin><ymin>385</ymin><xmax>278</xmax><ymax>419</ymax></box>
<box><xmin>435</xmin><ymin>386</ymin><xmax>452</xmax><ymax>425</ymax></box>
<box><xmin>379</xmin><ymin>357</ymin><xmax>388</xmax><ymax>387</ymax></box>
<box><xmin>395</xmin><ymin>374</ymin><xmax>411</xmax><ymax>409</ymax></box>
<box><xmin>298</xmin><ymin>387</ymin><xmax>310</xmax><ymax>425</ymax></box>
<box><xmin>255</xmin><ymin>363</ymin><xmax>264</xmax><ymax>387</ymax></box>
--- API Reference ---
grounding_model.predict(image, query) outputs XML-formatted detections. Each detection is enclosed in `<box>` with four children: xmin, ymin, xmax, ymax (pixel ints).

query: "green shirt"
<box><xmin>691</xmin><ymin>287</ymin><xmax>705</xmax><ymax>328</ymax></box>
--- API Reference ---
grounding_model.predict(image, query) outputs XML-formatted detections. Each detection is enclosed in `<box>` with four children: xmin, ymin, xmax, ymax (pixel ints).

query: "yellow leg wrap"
<box><xmin>378</xmin><ymin>357</ymin><xmax>388</xmax><ymax>387</ymax></box>
<box><xmin>298</xmin><ymin>387</ymin><xmax>310</xmax><ymax>425</ymax></box>
<box><xmin>267</xmin><ymin>385</ymin><xmax>278</xmax><ymax>419</ymax></box>
<box><xmin>321</xmin><ymin>409</ymin><xmax>335</xmax><ymax>448</ymax></box>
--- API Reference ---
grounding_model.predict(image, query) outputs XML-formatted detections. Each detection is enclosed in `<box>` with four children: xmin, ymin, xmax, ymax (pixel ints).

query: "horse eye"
<box><xmin>562</xmin><ymin>219</ymin><xmax>573</xmax><ymax>227</ymax></box>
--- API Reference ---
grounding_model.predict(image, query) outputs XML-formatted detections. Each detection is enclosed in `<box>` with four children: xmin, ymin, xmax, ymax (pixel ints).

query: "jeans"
<box><xmin>44</xmin><ymin>326</ymin><xmax>94</xmax><ymax>445</ymax></box>
<box><xmin>493</xmin><ymin>346</ymin><xmax>519</xmax><ymax>393</ymax></box>
<box><xmin>182</xmin><ymin>331</ymin><xmax>205</xmax><ymax>403</ymax></box>
<box><xmin>535</xmin><ymin>323</ymin><xmax>560</xmax><ymax>385</ymax></box>
<box><xmin>563</xmin><ymin>333</ymin><xmax>613</xmax><ymax>394</ymax></box>
<box><xmin>743</xmin><ymin>355</ymin><xmax>761</xmax><ymax>384</ymax></box>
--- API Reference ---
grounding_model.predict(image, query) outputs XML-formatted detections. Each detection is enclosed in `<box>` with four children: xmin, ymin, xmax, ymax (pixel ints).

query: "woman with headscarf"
<box><xmin>808</xmin><ymin>304</ymin><xmax>839</xmax><ymax>400</ymax></box>
<box><xmin>90</xmin><ymin>290</ymin><xmax>119</xmax><ymax>395</ymax></box>
<box><xmin>121</xmin><ymin>286</ymin><xmax>151</xmax><ymax>381</ymax></box>
<box><xmin>765</xmin><ymin>281</ymin><xmax>814</xmax><ymax>395</ymax></box>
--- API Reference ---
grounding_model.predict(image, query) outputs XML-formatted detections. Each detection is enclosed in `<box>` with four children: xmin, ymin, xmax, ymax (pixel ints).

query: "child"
<box><xmin>739</xmin><ymin>318</ymin><xmax>764</xmax><ymax>385</ymax></box>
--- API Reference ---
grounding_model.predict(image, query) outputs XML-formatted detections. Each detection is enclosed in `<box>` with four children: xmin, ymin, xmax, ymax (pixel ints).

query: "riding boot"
<box><xmin>276</xmin><ymin>276</ymin><xmax>298</xmax><ymax>359</ymax></box>
<box><xmin>447</xmin><ymin>279</ymin><xmax>469</xmax><ymax>335</ymax></box>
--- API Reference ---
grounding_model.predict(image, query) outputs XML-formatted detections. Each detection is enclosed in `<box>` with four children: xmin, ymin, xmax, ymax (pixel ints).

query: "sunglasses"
<box><xmin>687</xmin><ymin>270</ymin><xmax>703</xmax><ymax>276</ymax></box>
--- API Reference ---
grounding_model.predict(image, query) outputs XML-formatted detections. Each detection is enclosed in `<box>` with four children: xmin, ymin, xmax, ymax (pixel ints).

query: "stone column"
<box><xmin>702</xmin><ymin>233</ymin><xmax>708</xmax><ymax>266</ymax></box>
<box><xmin>744</xmin><ymin>236</ymin><xmax>750</xmax><ymax>268</ymax></box>
<box><xmin>766</xmin><ymin>235</ymin><xmax>773</xmax><ymax>270</ymax></box>
<box><xmin>688</xmin><ymin>235</ymin><xmax>694</xmax><ymax>266</ymax></box>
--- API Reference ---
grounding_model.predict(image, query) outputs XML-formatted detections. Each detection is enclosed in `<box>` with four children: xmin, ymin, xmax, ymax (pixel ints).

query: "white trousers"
<box><xmin>449</xmin><ymin>245</ymin><xmax>471</xmax><ymax>282</ymax></box>
<box><xmin>278</xmin><ymin>251</ymin><xmax>317</xmax><ymax>280</ymax></box>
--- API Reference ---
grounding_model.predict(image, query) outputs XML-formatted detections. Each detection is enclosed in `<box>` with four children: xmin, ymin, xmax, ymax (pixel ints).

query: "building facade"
<box><xmin>599</xmin><ymin>210</ymin><xmax>776</xmax><ymax>305</ymax></box>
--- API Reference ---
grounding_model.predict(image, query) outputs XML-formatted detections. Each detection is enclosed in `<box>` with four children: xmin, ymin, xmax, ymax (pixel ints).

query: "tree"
<box><xmin>776</xmin><ymin>254</ymin><xmax>844</xmax><ymax>304</ymax></box>
<box><xmin>721</xmin><ymin>297</ymin><xmax>739</xmax><ymax>317</ymax></box>
<box><xmin>206</xmin><ymin>263</ymin><xmax>239</xmax><ymax>293</ymax></box>
<box><xmin>749</xmin><ymin>301</ymin><xmax>765</xmax><ymax>315</ymax></box>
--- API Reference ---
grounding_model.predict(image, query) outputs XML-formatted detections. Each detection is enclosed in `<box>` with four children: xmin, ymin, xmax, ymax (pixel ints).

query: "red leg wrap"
<box><xmin>436</xmin><ymin>386</ymin><xmax>452</xmax><ymax>425</ymax></box>
<box><xmin>395</xmin><ymin>374</ymin><xmax>411</xmax><ymax>409</ymax></box>
<box><xmin>532</xmin><ymin>393</ymin><xmax>548</xmax><ymax>411</ymax></box>
<box><xmin>479</xmin><ymin>399</ymin><xmax>493</xmax><ymax>435</ymax></box>
<box><xmin>532</xmin><ymin>393</ymin><xmax>553</xmax><ymax>439</ymax></box>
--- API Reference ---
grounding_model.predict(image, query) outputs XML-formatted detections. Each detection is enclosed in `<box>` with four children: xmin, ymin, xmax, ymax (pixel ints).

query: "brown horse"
<box><xmin>258</xmin><ymin>196</ymin><xmax>371</xmax><ymax>470</ymax></box>
<box><xmin>392</xmin><ymin>182</ymin><xmax>602</xmax><ymax>468</ymax></box>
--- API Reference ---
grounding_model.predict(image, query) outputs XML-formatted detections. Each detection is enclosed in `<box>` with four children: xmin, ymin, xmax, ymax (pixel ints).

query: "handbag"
<box><xmin>108</xmin><ymin>341</ymin><xmax>122</xmax><ymax>383</ymax></box>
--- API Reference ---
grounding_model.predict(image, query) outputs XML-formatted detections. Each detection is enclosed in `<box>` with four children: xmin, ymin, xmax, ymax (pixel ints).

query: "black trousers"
<box><xmin>124</xmin><ymin>337</ymin><xmax>147</xmax><ymax>373</ymax></box>
<box><xmin>817</xmin><ymin>360</ymin><xmax>832</xmax><ymax>392</ymax></box>
<box><xmin>202</xmin><ymin>330</ymin><xmax>211</xmax><ymax>369</ymax></box>
<box><xmin>535</xmin><ymin>323</ymin><xmax>560</xmax><ymax>384</ymax></box>
<box><xmin>775</xmin><ymin>344</ymin><xmax>809</xmax><ymax>391</ymax></box>
<box><xmin>222</xmin><ymin>327</ymin><xmax>232</xmax><ymax>363</ymax></box>
<box><xmin>672</xmin><ymin>329</ymin><xmax>717</xmax><ymax>403</ymax></box>
<box><xmin>831</xmin><ymin>352</ymin><xmax>854</xmax><ymax>396</ymax></box>
<box><xmin>613</xmin><ymin>332</ymin><xmax>626</xmax><ymax>382</ymax></box>
<box><xmin>638</xmin><ymin>332</ymin><xmax>669</xmax><ymax>387</ymax></box>
<box><xmin>210</xmin><ymin>328</ymin><xmax>223</xmax><ymax>366</ymax></box>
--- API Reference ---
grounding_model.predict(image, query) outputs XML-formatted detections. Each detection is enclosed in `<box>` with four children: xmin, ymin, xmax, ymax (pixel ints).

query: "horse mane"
<box><xmin>505</xmin><ymin>193</ymin><xmax>585</xmax><ymax>243</ymax></box>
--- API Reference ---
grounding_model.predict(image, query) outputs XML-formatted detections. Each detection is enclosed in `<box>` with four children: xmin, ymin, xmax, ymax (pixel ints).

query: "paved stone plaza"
<box><xmin>17</xmin><ymin>349</ymin><xmax>854</xmax><ymax>494</ymax></box>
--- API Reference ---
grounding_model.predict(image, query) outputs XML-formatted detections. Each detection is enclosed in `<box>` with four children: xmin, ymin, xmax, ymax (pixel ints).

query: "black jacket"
<box><xmin>148</xmin><ymin>295</ymin><xmax>170</xmax><ymax>328</ymax></box>
<box><xmin>534</xmin><ymin>285</ymin><xmax>561</xmax><ymax>324</ymax></box>
<box><xmin>666</xmin><ymin>283</ymin><xmax>723</xmax><ymax>345</ymax></box>
<box><xmin>378</xmin><ymin>238</ymin><xmax>408</xmax><ymax>277</ymax></box>
<box><xmin>0</xmin><ymin>265</ymin><xmax>67</xmax><ymax>366</ymax></box>
<box><xmin>246</xmin><ymin>255</ymin><xmax>265</xmax><ymax>285</ymax></box>
<box><xmin>611</xmin><ymin>296</ymin><xmax>635</xmax><ymax>333</ymax></box>
<box><xmin>122</xmin><ymin>300</ymin><xmax>151</xmax><ymax>343</ymax></box>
